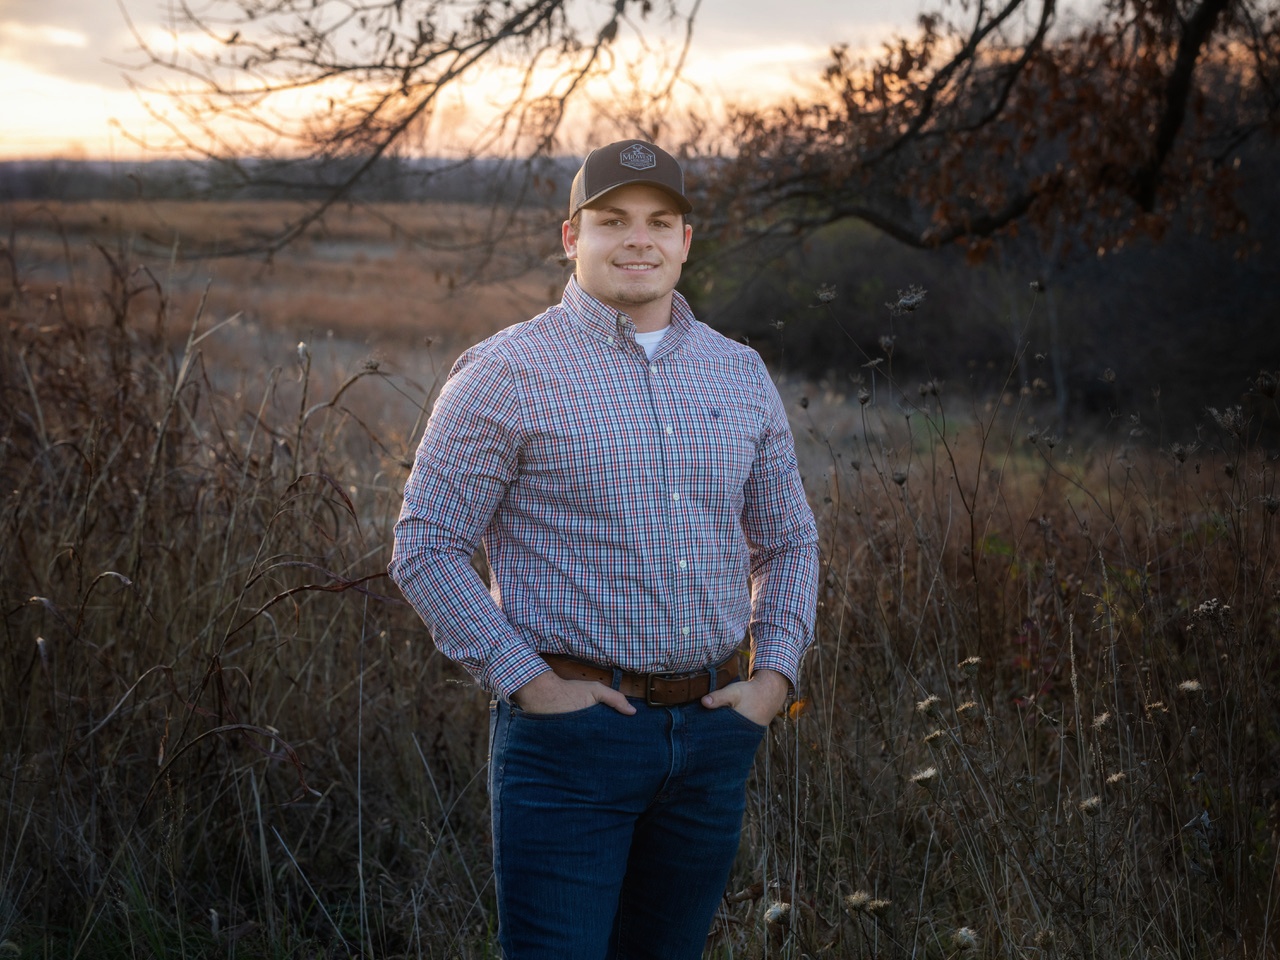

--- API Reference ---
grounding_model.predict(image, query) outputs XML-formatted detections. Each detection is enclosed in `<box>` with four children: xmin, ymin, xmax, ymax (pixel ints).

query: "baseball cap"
<box><xmin>568</xmin><ymin>139</ymin><xmax>692</xmax><ymax>219</ymax></box>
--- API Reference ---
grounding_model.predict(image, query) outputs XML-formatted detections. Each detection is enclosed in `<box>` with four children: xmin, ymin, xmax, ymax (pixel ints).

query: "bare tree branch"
<box><xmin>121</xmin><ymin>0</ymin><xmax>696</xmax><ymax>257</ymax></box>
<box><xmin>709</xmin><ymin>0</ymin><xmax>1278</xmax><ymax>256</ymax></box>
<box><xmin>1132</xmin><ymin>0</ymin><xmax>1233</xmax><ymax>209</ymax></box>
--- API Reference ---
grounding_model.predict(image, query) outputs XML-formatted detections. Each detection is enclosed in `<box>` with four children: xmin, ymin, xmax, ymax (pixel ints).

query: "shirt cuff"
<box><xmin>484</xmin><ymin>643</ymin><xmax>554</xmax><ymax>702</ymax></box>
<box><xmin>748</xmin><ymin>638</ymin><xmax>803</xmax><ymax>693</ymax></box>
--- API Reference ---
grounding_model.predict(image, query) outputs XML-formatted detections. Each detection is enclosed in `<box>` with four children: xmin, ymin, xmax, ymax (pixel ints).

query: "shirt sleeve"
<box><xmin>388</xmin><ymin>349</ymin><xmax>551</xmax><ymax>700</ymax></box>
<box><xmin>741</xmin><ymin>360</ymin><xmax>821</xmax><ymax>691</ymax></box>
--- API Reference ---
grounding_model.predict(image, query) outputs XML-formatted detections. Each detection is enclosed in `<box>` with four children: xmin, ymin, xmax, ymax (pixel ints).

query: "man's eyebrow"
<box><xmin>593</xmin><ymin>204</ymin><xmax>679</xmax><ymax>218</ymax></box>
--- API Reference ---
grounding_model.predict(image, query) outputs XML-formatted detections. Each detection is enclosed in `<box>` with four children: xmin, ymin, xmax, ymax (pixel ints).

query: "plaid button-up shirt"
<box><xmin>390</xmin><ymin>277</ymin><xmax>819</xmax><ymax>701</ymax></box>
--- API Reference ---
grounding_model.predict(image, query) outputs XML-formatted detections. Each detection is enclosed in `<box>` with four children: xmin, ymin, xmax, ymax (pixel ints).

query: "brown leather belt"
<box><xmin>539</xmin><ymin>653</ymin><xmax>740</xmax><ymax>706</ymax></box>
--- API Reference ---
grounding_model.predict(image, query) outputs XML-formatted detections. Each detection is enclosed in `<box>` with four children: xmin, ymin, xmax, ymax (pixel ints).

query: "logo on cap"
<box><xmin>619</xmin><ymin>143</ymin><xmax>657</xmax><ymax>171</ymax></box>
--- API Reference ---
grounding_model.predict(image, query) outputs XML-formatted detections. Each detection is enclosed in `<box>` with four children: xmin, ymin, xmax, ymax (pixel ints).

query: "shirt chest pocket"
<box><xmin>679</xmin><ymin>406</ymin><xmax>758</xmax><ymax>495</ymax></box>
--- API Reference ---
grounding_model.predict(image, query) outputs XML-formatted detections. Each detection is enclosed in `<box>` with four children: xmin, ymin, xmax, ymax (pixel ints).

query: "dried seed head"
<box><xmin>1207</xmin><ymin>405</ymin><xmax>1246</xmax><ymax>439</ymax></box>
<box><xmin>887</xmin><ymin>284</ymin><xmax>927</xmax><ymax>315</ymax></box>
<box><xmin>1092</xmin><ymin>711</ymin><xmax>1111</xmax><ymax>731</ymax></box>
<box><xmin>916</xmin><ymin>694</ymin><xmax>941</xmax><ymax>715</ymax></box>
<box><xmin>1079</xmin><ymin>795</ymin><xmax>1102</xmax><ymax>816</ymax></box>
<box><xmin>1193</xmin><ymin>598</ymin><xmax>1231</xmax><ymax>620</ymax></box>
<box><xmin>845</xmin><ymin>891</ymin><xmax>891</xmax><ymax>914</ymax></box>
<box><xmin>1262</xmin><ymin>496</ymin><xmax>1279</xmax><ymax>516</ymax></box>
<box><xmin>764</xmin><ymin>902</ymin><xmax>792</xmax><ymax>926</ymax></box>
<box><xmin>909</xmin><ymin>766</ymin><xmax>939</xmax><ymax>785</ymax></box>
<box><xmin>1178</xmin><ymin>679</ymin><xmax>1203</xmax><ymax>693</ymax></box>
<box><xmin>923</xmin><ymin>728</ymin><xmax>945</xmax><ymax>744</ymax></box>
<box><xmin>956</xmin><ymin>700</ymin><xmax>981</xmax><ymax>718</ymax></box>
<box><xmin>953</xmin><ymin>927</ymin><xmax>979</xmax><ymax>951</ymax></box>
<box><xmin>958</xmin><ymin>656</ymin><xmax>982</xmax><ymax>677</ymax></box>
<box><xmin>1255</xmin><ymin>370</ymin><xmax>1278</xmax><ymax>398</ymax></box>
<box><xmin>857</xmin><ymin>387</ymin><xmax>871</xmax><ymax>405</ymax></box>
<box><xmin>1102</xmin><ymin>367</ymin><xmax>1117</xmax><ymax>383</ymax></box>
<box><xmin>815</xmin><ymin>284</ymin><xmax>837</xmax><ymax>304</ymax></box>
<box><xmin>879</xmin><ymin>334</ymin><xmax>896</xmax><ymax>356</ymax></box>
<box><xmin>1106</xmin><ymin>771</ymin><xmax>1127</xmax><ymax>785</ymax></box>
<box><xmin>892</xmin><ymin>468</ymin><xmax>908</xmax><ymax>486</ymax></box>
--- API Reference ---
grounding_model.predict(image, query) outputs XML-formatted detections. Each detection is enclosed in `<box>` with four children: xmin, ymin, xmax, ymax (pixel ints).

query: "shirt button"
<box><xmin>671</xmin><ymin>492</ymin><xmax>680</xmax><ymax>501</ymax></box>
<box><xmin>649</xmin><ymin>363</ymin><xmax>657</xmax><ymax>374</ymax></box>
<box><xmin>678</xmin><ymin>559</ymin><xmax>687</xmax><ymax>569</ymax></box>
<box><xmin>665</xmin><ymin>426</ymin><xmax>674</xmax><ymax>435</ymax></box>
<box><xmin>682</xmin><ymin>626</ymin><xmax>691</xmax><ymax>636</ymax></box>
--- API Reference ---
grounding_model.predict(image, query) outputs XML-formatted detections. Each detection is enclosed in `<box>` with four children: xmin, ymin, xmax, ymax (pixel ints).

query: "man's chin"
<box><xmin>607</xmin><ymin>286</ymin><xmax>662</xmax><ymax>307</ymax></box>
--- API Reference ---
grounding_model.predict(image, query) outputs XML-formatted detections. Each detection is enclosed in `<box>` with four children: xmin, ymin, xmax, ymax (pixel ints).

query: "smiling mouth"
<box><xmin>616</xmin><ymin>263</ymin><xmax>658</xmax><ymax>271</ymax></box>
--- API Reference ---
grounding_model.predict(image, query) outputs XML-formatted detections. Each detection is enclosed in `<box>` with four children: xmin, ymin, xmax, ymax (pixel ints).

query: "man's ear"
<box><xmin>562</xmin><ymin>220</ymin><xmax>578</xmax><ymax>259</ymax></box>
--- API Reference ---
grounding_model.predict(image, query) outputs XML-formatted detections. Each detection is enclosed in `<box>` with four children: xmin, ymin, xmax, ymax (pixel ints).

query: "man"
<box><xmin>389</xmin><ymin>139</ymin><xmax>819</xmax><ymax>959</ymax></box>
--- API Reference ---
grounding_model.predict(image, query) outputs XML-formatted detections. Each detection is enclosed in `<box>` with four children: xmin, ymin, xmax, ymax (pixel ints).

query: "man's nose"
<box><xmin>624</xmin><ymin>224</ymin><xmax>652</xmax><ymax>247</ymax></box>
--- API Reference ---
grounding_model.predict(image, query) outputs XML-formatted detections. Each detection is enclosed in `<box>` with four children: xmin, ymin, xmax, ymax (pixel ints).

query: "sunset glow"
<box><xmin>0</xmin><ymin>3</ymin><xmax>907</xmax><ymax>161</ymax></box>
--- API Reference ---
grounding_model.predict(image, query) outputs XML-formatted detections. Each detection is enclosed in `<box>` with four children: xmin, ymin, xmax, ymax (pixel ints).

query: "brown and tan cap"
<box><xmin>568</xmin><ymin>139</ymin><xmax>692</xmax><ymax>219</ymax></box>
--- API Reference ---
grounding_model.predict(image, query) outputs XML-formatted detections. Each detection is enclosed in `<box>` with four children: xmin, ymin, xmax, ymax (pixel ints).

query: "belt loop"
<box><xmin>610</xmin><ymin>666</ymin><xmax>623</xmax><ymax>691</ymax></box>
<box><xmin>706</xmin><ymin>664</ymin><xmax>718</xmax><ymax>693</ymax></box>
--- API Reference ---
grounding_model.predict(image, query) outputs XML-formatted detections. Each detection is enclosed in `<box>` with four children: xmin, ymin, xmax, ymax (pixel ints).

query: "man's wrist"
<box><xmin>509</xmin><ymin>667</ymin><xmax>558</xmax><ymax>706</ymax></box>
<box><xmin>748</xmin><ymin>642</ymin><xmax>802</xmax><ymax>694</ymax></box>
<box><xmin>748</xmin><ymin>668</ymin><xmax>792</xmax><ymax>716</ymax></box>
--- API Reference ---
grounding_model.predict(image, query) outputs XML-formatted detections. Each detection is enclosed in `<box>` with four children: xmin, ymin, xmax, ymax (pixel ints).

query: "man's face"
<box><xmin>562</xmin><ymin>183</ymin><xmax>692</xmax><ymax>322</ymax></box>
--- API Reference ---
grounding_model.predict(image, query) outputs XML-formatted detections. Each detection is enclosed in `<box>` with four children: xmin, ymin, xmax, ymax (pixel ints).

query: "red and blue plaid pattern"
<box><xmin>390</xmin><ymin>278</ymin><xmax>819</xmax><ymax>700</ymax></box>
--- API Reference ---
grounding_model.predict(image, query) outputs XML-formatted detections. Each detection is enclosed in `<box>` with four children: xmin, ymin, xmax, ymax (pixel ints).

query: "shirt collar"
<box><xmin>561</xmin><ymin>275</ymin><xmax>695</xmax><ymax>350</ymax></box>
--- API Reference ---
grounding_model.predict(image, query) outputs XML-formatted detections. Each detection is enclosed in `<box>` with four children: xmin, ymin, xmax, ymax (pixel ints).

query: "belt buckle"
<box><xmin>644</xmin><ymin>672</ymin><xmax>665</xmax><ymax>707</ymax></box>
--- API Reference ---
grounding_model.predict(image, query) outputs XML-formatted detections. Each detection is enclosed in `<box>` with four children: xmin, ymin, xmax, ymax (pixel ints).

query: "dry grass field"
<box><xmin>1</xmin><ymin>200</ymin><xmax>1277</xmax><ymax>959</ymax></box>
<box><xmin>2</xmin><ymin>199</ymin><xmax>568</xmax><ymax>351</ymax></box>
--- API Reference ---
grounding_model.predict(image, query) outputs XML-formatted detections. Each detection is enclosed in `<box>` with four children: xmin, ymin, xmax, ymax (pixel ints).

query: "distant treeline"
<box><xmin>689</xmin><ymin>149</ymin><xmax>1280</xmax><ymax>441</ymax></box>
<box><xmin>0</xmin><ymin>155</ymin><xmax>576</xmax><ymax>205</ymax></box>
<box><xmin>4</xmin><ymin>154</ymin><xmax>1277</xmax><ymax>438</ymax></box>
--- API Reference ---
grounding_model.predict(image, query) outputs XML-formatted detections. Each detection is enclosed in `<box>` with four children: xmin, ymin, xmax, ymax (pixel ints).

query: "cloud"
<box><xmin>693</xmin><ymin>0</ymin><xmax>919</xmax><ymax>52</ymax></box>
<box><xmin>0</xmin><ymin>5</ymin><xmax>142</xmax><ymax>88</ymax></box>
<box><xmin>0</xmin><ymin>22</ymin><xmax>89</xmax><ymax>49</ymax></box>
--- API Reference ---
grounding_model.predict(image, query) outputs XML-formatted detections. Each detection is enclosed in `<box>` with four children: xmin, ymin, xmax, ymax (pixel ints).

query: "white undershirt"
<box><xmin>634</xmin><ymin>326</ymin><xmax>669</xmax><ymax>360</ymax></box>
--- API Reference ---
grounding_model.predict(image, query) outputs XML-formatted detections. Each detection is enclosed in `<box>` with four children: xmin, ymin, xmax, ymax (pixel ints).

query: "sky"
<box><xmin>0</xmin><ymin>0</ymin><xmax>925</xmax><ymax>160</ymax></box>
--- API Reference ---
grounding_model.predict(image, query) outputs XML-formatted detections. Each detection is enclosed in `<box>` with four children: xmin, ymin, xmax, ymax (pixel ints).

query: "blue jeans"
<box><xmin>488</xmin><ymin>693</ymin><xmax>767</xmax><ymax>960</ymax></box>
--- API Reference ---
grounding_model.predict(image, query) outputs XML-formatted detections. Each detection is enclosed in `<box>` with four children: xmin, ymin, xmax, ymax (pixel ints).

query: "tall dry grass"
<box><xmin>1</xmin><ymin>233</ymin><xmax>1277</xmax><ymax>958</ymax></box>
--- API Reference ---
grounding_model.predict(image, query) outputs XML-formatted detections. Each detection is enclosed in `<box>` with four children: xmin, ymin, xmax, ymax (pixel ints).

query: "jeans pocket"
<box><xmin>721</xmin><ymin>705</ymin><xmax>770</xmax><ymax>735</ymax></box>
<box><xmin>509</xmin><ymin>700</ymin><xmax>607</xmax><ymax>722</ymax></box>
